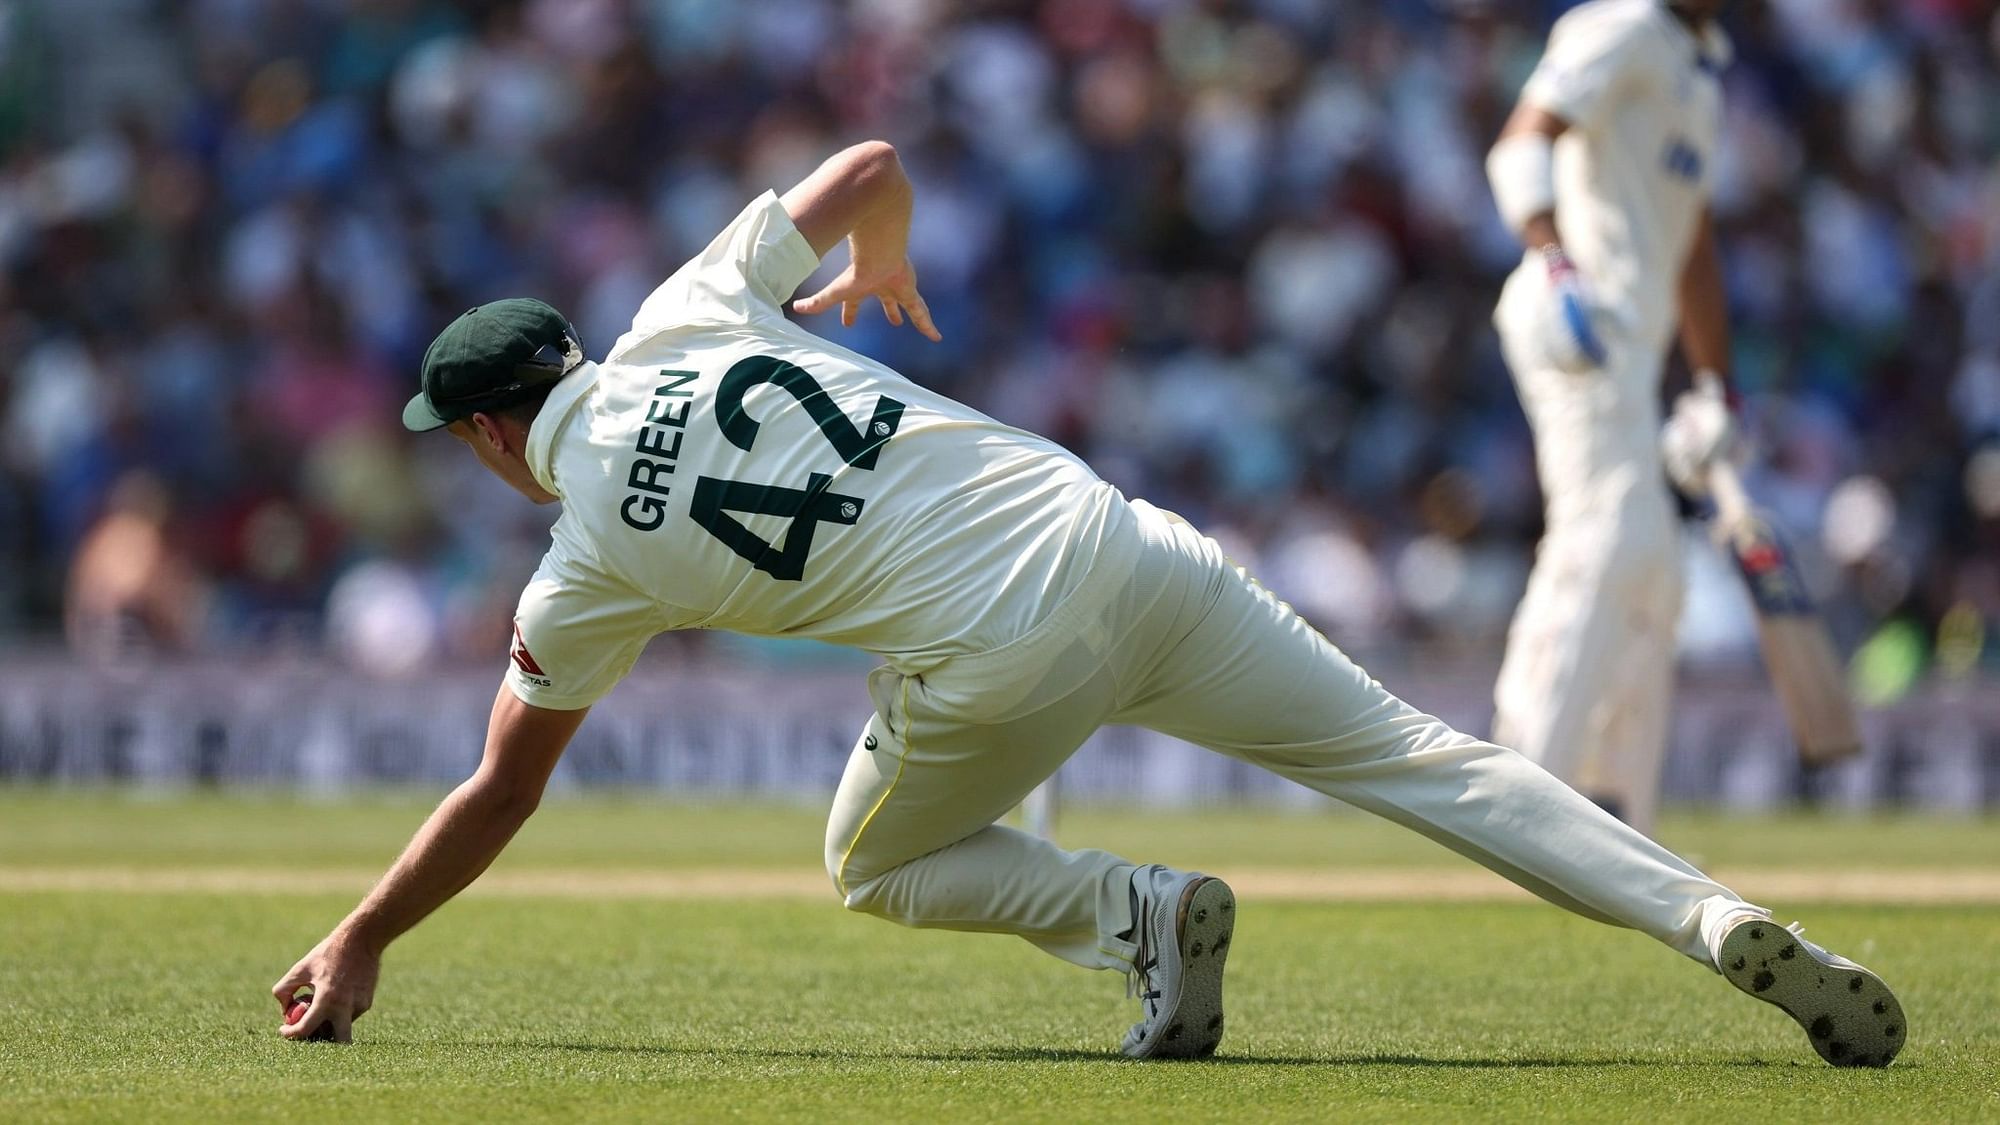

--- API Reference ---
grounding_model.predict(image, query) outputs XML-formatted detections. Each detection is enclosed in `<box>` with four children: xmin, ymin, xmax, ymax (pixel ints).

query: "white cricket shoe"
<box><xmin>1716</xmin><ymin>916</ymin><xmax>1906</xmax><ymax>1067</ymax></box>
<box><xmin>1120</xmin><ymin>866</ymin><xmax>1236</xmax><ymax>1059</ymax></box>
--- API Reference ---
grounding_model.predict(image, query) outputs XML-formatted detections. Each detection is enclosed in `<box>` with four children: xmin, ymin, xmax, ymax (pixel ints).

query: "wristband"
<box><xmin>1487</xmin><ymin>132</ymin><xmax>1557</xmax><ymax>234</ymax></box>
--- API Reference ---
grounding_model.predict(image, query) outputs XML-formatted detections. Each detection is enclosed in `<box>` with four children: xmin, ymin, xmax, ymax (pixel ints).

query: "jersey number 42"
<box><xmin>690</xmin><ymin>355</ymin><xmax>904</xmax><ymax>581</ymax></box>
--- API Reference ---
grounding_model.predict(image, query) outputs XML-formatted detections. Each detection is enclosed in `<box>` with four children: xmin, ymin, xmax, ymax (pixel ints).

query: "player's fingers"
<box><xmin>791</xmin><ymin>278</ymin><xmax>855</xmax><ymax>316</ymax></box>
<box><xmin>328</xmin><ymin>1012</ymin><xmax>355</xmax><ymax>1045</ymax></box>
<box><xmin>880</xmin><ymin>296</ymin><xmax>904</xmax><ymax>327</ymax></box>
<box><xmin>840</xmin><ymin>300</ymin><xmax>857</xmax><ymax>328</ymax></box>
<box><xmin>272</xmin><ymin>966</ymin><xmax>310</xmax><ymax>1007</ymax></box>
<box><xmin>905</xmin><ymin>295</ymin><xmax>941</xmax><ymax>342</ymax></box>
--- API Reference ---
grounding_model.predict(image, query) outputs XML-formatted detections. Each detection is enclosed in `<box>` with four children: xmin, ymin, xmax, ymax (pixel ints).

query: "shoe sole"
<box><xmin>1717</xmin><ymin>922</ymin><xmax>1905</xmax><ymax>1067</ymax></box>
<box><xmin>1130</xmin><ymin>877</ymin><xmax>1236</xmax><ymax>1060</ymax></box>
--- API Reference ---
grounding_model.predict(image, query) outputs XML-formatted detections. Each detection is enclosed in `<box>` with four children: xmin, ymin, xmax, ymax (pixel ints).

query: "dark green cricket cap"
<box><xmin>403</xmin><ymin>298</ymin><xmax>583</xmax><ymax>432</ymax></box>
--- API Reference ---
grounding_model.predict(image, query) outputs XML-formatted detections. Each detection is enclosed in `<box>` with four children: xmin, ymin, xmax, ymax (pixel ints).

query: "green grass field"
<box><xmin>3</xmin><ymin>792</ymin><xmax>1998</xmax><ymax>1122</ymax></box>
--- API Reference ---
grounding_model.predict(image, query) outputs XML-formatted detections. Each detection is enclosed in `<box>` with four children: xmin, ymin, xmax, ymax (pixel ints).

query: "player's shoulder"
<box><xmin>610</xmin><ymin>190</ymin><xmax>816</xmax><ymax>350</ymax></box>
<box><xmin>603</xmin><ymin>315</ymin><xmax>789</xmax><ymax>377</ymax></box>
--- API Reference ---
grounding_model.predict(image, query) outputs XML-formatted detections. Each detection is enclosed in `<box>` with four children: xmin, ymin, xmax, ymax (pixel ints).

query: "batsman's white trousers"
<box><xmin>824</xmin><ymin>499</ymin><xmax>1742</xmax><ymax>973</ymax></box>
<box><xmin>1493</xmin><ymin>291</ymin><xmax>1684</xmax><ymax>834</ymax></box>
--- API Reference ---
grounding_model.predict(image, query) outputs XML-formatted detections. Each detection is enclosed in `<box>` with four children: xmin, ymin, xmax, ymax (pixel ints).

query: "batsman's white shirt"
<box><xmin>1497</xmin><ymin>0</ymin><xmax>1730</xmax><ymax>353</ymax></box>
<box><xmin>505</xmin><ymin>192</ymin><xmax>1137</xmax><ymax>710</ymax></box>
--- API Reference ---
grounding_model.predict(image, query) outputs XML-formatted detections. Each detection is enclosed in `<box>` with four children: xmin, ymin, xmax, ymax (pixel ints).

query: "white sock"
<box><xmin>1697</xmin><ymin>896</ymin><xmax>1773</xmax><ymax>971</ymax></box>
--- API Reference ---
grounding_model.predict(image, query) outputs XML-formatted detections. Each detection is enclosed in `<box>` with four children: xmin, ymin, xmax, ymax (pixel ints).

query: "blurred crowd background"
<box><xmin>2</xmin><ymin>0</ymin><xmax>1997</xmax><ymax>699</ymax></box>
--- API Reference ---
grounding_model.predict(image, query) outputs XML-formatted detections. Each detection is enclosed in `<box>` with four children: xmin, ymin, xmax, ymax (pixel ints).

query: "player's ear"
<box><xmin>466</xmin><ymin>411</ymin><xmax>507</xmax><ymax>452</ymax></box>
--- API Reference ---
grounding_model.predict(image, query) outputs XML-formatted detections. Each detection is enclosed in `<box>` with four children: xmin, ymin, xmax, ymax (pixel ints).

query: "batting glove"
<box><xmin>1538</xmin><ymin>246</ymin><xmax>1613</xmax><ymax>372</ymax></box>
<box><xmin>1660</xmin><ymin>369</ymin><xmax>1739</xmax><ymax>496</ymax></box>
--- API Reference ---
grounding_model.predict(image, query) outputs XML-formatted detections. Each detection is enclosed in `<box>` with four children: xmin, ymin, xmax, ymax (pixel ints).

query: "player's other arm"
<box><xmin>781</xmin><ymin>141</ymin><xmax>940</xmax><ymax>341</ymax></box>
<box><xmin>1677</xmin><ymin>207</ymin><xmax>1731</xmax><ymax>386</ymax></box>
<box><xmin>1662</xmin><ymin>207</ymin><xmax>1739</xmax><ymax>491</ymax></box>
<box><xmin>270</xmin><ymin>686</ymin><xmax>587</xmax><ymax>1042</ymax></box>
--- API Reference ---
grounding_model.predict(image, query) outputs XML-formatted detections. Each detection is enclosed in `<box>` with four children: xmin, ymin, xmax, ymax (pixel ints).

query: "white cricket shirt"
<box><xmin>504</xmin><ymin>192</ymin><xmax>1137</xmax><ymax>709</ymax></box>
<box><xmin>1510</xmin><ymin>0</ymin><xmax>1730</xmax><ymax>346</ymax></box>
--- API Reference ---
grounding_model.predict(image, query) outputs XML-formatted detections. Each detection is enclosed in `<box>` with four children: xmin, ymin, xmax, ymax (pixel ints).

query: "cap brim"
<box><xmin>402</xmin><ymin>393</ymin><xmax>452</xmax><ymax>432</ymax></box>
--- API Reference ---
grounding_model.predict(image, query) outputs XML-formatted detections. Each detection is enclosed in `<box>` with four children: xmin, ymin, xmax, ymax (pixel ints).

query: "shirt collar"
<box><xmin>1658</xmin><ymin>3</ymin><xmax>1733</xmax><ymax>72</ymax></box>
<box><xmin>524</xmin><ymin>361</ymin><xmax>600</xmax><ymax>498</ymax></box>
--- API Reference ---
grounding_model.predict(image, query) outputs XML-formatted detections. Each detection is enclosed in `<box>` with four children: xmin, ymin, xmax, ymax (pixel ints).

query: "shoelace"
<box><xmin>1125</xmin><ymin>898</ymin><xmax>1162</xmax><ymax>1013</ymax></box>
<box><xmin>1784</xmin><ymin>920</ymin><xmax>1827</xmax><ymax>957</ymax></box>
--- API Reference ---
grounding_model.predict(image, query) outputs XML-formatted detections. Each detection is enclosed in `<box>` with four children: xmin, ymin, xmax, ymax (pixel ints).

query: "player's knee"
<box><xmin>823</xmin><ymin>841</ymin><xmax>854</xmax><ymax>901</ymax></box>
<box><xmin>833</xmin><ymin>866</ymin><xmax>893</xmax><ymax>918</ymax></box>
<box><xmin>824</xmin><ymin>839</ymin><xmax>883</xmax><ymax>913</ymax></box>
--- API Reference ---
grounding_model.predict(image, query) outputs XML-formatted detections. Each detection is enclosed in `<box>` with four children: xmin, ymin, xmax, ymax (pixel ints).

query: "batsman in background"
<box><xmin>1487</xmin><ymin>0</ymin><xmax>1740</xmax><ymax>834</ymax></box>
<box><xmin>272</xmin><ymin>140</ymin><xmax>1903</xmax><ymax>1067</ymax></box>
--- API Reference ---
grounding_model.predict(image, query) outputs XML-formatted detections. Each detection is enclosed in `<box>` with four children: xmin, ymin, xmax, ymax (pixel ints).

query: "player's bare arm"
<box><xmin>782</xmin><ymin>140</ymin><xmax>941</xmax><ymax>341</ymax></box>
<box><xmin>1662</xmin><ymin>207</ymin><xmax>1741</xmax><ymax>492</ymax></box>
<box><xmin>1676</xmin><ymin>207</ymin><xmax>1731</xmax><ymax>383</ymax></box>
<box><xmin>271</xmin><ymin>687</ymin><xmax>588</xmax><ymax>1041</ymax></box>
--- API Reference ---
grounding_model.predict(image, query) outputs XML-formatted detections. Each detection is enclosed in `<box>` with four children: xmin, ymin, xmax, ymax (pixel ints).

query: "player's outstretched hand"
<box><xmin>271</xmin><ymin>930</ymin><xmax>380</xmax><ymax>1043</ymax></box>
<box><xmin>792</xmin><ymin>253</ymin><xmax>942</xmax><ymax>342</ymax></box>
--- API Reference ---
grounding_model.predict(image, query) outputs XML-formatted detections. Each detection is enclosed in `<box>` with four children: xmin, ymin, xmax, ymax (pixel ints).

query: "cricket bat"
<box><xmin>1704</xmin><ymin>461</ymin><xmax>1863</xmax><ymax>765</ymax></box>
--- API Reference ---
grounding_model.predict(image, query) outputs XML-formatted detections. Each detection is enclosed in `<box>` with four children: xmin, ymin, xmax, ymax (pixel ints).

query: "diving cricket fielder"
<box><xmin>271</xmin><ymin>141</ymin><xmax>1901</xmax><ymax>1066</ymax></box>
<box><xmin>1487</xmin><ymin>0</ymin><xmax>1743</xmax><ymax>833</ymax></box>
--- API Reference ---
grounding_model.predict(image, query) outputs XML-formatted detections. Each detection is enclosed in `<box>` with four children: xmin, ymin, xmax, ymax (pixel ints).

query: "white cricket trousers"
<box><xmin>1493</xmin><ymin>315</ymin><xmax>1685</xmax><ymax>834</ymax></box>
<box><xmin>824</xmin><ymin>498</ymin><xmax>1744</xmax><ymax>973</ymax></box>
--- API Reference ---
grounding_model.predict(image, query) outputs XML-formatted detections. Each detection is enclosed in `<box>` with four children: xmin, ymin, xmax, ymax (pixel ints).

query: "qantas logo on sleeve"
<box><xmin>510</xmin><ymin>625</ymin><xmax>553</xmax><ymax>687</ymax></box>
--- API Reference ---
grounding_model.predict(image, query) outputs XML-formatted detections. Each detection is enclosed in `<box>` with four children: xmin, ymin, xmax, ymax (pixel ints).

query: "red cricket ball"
<box><xmin>285</xmin><ymin>996</ymin><xmax>338</xmax><ymax>1042</ymax></box>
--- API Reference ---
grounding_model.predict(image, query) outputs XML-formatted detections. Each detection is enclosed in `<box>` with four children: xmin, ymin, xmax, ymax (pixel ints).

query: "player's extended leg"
<box><xmin>824</xmin><ymin>661</ymin><xmax>1146</xmax><ymax>970</ymax></box>
<box><xmin>1118</xmin><ymin>504</ymin><xmax>1738</xmax><ymax>960</ymax></box>
<box><xmin>1109</xmin><ymin>504</ymin><xmax>1904</xmax><ymax>1065</ymax></box>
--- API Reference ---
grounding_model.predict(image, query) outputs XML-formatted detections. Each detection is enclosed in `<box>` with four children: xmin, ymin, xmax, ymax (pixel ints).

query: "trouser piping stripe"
<box><xmin>834</xmin><ymin>676</ymin><xmax>913</xmax><ymax>899</ymax></box>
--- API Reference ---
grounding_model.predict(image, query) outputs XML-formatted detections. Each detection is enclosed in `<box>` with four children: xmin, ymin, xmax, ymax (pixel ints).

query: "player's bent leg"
<box><xmin>822</xmin><ymin>664</ymin><xmax>1144</xmax><ymax>970</ymax></box>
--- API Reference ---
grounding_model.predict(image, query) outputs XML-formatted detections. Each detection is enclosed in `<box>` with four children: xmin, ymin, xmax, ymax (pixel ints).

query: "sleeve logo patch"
<box><xmin>1662</xmin><ymin>137</ymin><xmax>1703</xmax><ymax>182</ymax></box>
<box><xmin>510</xmin><ymin>625</ymin><xmax>553</xmax><ymax>687</ymax></box>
